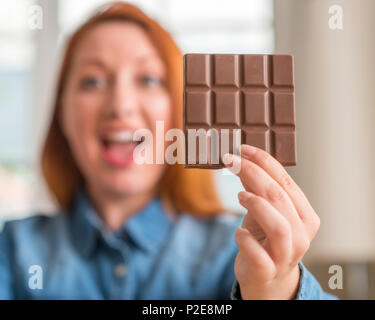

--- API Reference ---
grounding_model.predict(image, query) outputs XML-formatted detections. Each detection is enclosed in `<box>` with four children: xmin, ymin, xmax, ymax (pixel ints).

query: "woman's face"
<box><xmin>60</xmin><ymin>21</ymin><xmax>172</xmax><ymax>198</ymax></box>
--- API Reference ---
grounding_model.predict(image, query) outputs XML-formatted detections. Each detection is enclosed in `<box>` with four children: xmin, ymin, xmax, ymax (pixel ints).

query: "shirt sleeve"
<box><xmin>230</xmin><ymin>261</ymin><xmax>338</xmax><ymax>300</ymax></box>
<box><xmin>295</xmin><ymin>261</ymin><xmax>338</xmax><ymax>300</ymax></box>
<box><xmin>0</xmin><ymin>222</ymin><xmax>14</xmax><ymax>299</ymax></box>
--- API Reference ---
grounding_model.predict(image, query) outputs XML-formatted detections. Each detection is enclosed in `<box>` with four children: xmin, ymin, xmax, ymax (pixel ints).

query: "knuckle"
<box><xmin>307</xmin><ymin>212</ymin><xmax>321</xmax><ymax>236</ymax></box>
<box><xmin>311</xmin><ymin>214</ymin><xmax>321</xmax><ymax>236</ymax></box>
<box><xmin>280</xmin><ymin>172</ymin><xmax>294</xmax><ymax>189</ymax></box>
<box><xmin>244</xmin><ymin>164</ymin><xmax>260</xmax><ymax>181</ymax></box>
<box><xmin>294</xmin><ymin>236</ymin><xmax>310</xmax><ymax>258</ymax></box>
<box><xmin>272</xmin><ymin>222</ymin><xmax>290</xmax><ymax>239</ymax></box>
<box><xmin>257</xmin><ymin>150</ymin><xmax>271</xmax><ymax>165</ymax></box>
<box><xmin>266</xmin><ymin>185</ymin><xmax>285</xmax><ymax>203</ymax></box>
<box><xmin>314</xmin><ymin>214</ymin><xmax>321</xmax><ymax>230</ymax></box>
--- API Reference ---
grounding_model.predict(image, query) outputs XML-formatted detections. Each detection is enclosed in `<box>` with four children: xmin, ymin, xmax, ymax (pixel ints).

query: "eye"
<box><xmin>139</xmin><ymin>75</ymin><xmax>162</xmax><ymax>88</ymax></box>
<box><xmin>80</xmin><ymin>76</ymin><xmax>106</xmax><ymax>90</ymax></box>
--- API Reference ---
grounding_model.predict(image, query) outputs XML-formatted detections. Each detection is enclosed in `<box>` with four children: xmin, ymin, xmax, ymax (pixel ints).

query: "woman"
<box><xmin>0</xmin><ymin>2</ymin><xmax>335</xmax><ymax>299</ymax></box>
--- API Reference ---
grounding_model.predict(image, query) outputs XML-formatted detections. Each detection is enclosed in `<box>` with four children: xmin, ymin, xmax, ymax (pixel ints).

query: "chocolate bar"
<box><xmin>183</xmin><ymin>54</ymin><xmax>296</xmax><ymax>168</ymax></box>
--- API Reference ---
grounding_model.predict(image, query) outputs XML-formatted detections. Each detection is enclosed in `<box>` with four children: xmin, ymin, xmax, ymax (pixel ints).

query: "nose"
<box><xmin>105</xmin><ymin>73</ymin><xmax>138</xmax><ymax>119</ymax></box>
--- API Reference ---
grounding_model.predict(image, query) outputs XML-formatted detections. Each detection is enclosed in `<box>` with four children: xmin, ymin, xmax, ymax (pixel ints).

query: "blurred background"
<box><xmin>0</xmin><ymin>0</ymin><xmax>374</xmax><ymax>299</ymax></box>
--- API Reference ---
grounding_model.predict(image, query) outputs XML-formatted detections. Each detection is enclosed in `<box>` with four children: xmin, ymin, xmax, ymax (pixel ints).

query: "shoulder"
<box><xmin>0</xmin><ymin>212</ymin><xmax>68</xmax><ymax>251</ymax></box>
<box><xmin>1</xmin><ymin>212</ymin><xmax>66</xmax><ymax>233</ymax></box>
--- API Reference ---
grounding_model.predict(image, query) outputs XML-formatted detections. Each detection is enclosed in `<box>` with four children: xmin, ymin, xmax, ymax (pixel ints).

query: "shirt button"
<box><xmin>114</xmin><ymin>264</ymin><xmax>127</xmax><ymax>278</ymax></box>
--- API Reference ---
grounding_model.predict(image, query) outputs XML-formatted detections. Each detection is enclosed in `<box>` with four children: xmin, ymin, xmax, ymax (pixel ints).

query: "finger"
<box><xmin>238</xmin><ymin>191</ymin><xmax>292</xmax><ymax>264</ymax></box>
<box><xmin>224</xmin><ymin>153</ymin><xmax>300</xmax><ymax>228</ymax></box>
<box><xmin>240</xmin><ymin>144</ymin><xmax>320</xmax><ymax>235</ymax></box>
<box><xmin>235</xmin><ymin>227</ymin><xmax>275</xmax><ymax>278</ymax></box>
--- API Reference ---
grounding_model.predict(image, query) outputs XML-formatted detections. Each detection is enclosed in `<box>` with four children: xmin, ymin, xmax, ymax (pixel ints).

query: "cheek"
<box><xmin>62</xmin><ymin>92</ymin><xmax>103</xmax><ymax>156</ymax></box>
<box><xmin>143</xmin><ymin>92</ymin><xmax>173</xmax><ymax>130</ymax></box>
<box><xmin>136</xmin><ymin>93</ymin><xmax>171</xmax><ymax>181</ymax></box>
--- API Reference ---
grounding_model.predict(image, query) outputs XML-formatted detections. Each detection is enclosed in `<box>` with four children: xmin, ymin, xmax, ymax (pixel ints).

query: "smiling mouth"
<box><xmin>100</xmin><ymin>129</ymin><xmax>145</xmax><ymax>167</ymax></box>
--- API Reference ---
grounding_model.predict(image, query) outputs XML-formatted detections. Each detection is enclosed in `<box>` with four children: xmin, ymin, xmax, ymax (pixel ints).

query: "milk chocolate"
<box><xmin>183</xmin><ymin>54</ymin><xmax>296</xmax><ymax>168</ymax></box>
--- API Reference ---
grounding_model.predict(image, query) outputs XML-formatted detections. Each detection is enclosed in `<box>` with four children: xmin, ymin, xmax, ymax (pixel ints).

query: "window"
<box><xmin>0</xmin><ymin>0</ymin><xmax>35</xmax><ymax>164</ymax></box>
<box><xmin>0</xmin><ymin>1</ymin><xmax>37</xmax><ymax>220</ymax></box>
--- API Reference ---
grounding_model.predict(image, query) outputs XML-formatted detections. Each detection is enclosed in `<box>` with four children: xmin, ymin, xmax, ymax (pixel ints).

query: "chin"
<box><xmin>99</xmin><ymin>181</ymin><xmax>143</xmax><ymax>197</ymax></box>
<box><xmin>85</xmin><ymin>160</ymin><xmax>164</xmax><ymax>197</ymax></box>
<box><xmin>99</xmin><ymin>172</ymin><xmax>156</xmax><ymax>196</ymax></box>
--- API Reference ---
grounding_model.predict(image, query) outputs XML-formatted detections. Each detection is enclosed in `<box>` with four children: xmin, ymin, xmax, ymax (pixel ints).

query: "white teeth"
<box><xmin>104</xmin><ymin>130</ymin><xmax>134</xmax><ymax>143</ymax></box>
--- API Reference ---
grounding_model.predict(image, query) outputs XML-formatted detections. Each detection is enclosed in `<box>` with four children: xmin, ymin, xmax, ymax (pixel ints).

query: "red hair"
<box><xmin>41</xmin><ymin>1</ymin><xmax>224</xmax><ymax>217</ymax></box>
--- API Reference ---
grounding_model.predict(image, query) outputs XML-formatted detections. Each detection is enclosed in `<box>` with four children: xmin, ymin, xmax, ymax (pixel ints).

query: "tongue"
<box><xmin>104</xmin><ymin>142</ymin><xmax>136</xmax><ymax>166</ymax></box>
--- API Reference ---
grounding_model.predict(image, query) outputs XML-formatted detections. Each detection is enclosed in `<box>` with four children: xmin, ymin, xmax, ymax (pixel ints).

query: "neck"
<box><xmin>85</xmin><ymin>183</ymin><xmax>157</xmax><ymax>232</ymax></box>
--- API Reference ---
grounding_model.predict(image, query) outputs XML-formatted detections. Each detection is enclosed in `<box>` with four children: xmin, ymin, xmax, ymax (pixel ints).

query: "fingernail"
<box><xmin>223</xmin><ymin>153</ymin><xmax>241</xmax><ymax>170</ymax></box>
<box><xmin>241</xmin><ymin>144</ymin><xmax>257</xmax><ymax>157</ymax></box>
<box><xmin>238</xmin><ymin>191</ymin><xmax>248</xmax><ymax>202</ymax></box>
<box><xmin>238</xmin><ymin>191</ymin><xmax>253</xmax><ymax>203</ymax></box>
<box><xmin>222</xmin><ymin>153</ymin><xmax>233</xmax><ymax>166</ymax></box>
<box><xmin>235</xmin><ymin>227</ymin><xmax>246</xmax><ymax>239</ymax></box>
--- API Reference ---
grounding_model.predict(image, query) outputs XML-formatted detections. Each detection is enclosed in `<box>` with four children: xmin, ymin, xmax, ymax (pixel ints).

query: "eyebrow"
<box><xmin>73</xmin><ymin>55</ymin><xmax>165</xmax><ymax>79</ymax></box>
<box><xmin>78</xmin><ymin>54</ymin><xmax>163</xmax><ymax>66</ymax></box>
<box><xmin>75</xmin><ymin>58</ymin><xmax>108</xmax><ymax>69</ymax></box>
<box><xmin>137</xmin><ymin>54</ymin><xmax>163</xmax><ymax>64</ymax></box>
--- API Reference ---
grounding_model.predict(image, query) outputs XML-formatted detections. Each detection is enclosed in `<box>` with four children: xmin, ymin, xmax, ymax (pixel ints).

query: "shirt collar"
<box><xmin>71</xmin><ymin>188</ymin><xmax>174</xmax><ymax>257</ymax></box>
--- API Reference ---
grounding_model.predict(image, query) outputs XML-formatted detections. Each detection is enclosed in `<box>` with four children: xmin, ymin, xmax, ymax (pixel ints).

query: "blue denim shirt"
<box><xmin>0</xmin><ymin>190</ymin><xmax>336</xmax><ymax>299</ymax></box>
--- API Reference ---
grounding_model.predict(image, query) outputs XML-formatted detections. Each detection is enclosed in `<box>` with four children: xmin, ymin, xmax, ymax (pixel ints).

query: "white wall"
<box><xmin>274</xmin><ymin>0</ymin><xmax>375</xmax><ymax>262</ymax></box>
